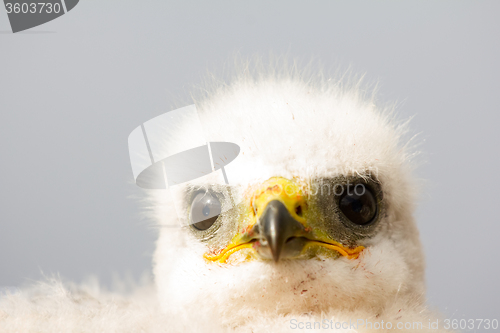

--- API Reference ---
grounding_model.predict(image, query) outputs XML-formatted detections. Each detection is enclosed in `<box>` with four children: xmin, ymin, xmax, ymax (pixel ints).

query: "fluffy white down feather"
<box><xmin>0</xmin><ymin>278</ymin><xmax>450</xmax><ymax>332</ymax></box>
<box><xmin>0</xmin><ymin>64</ymin><xmax>453</xmax><ymax>332</ymax></box>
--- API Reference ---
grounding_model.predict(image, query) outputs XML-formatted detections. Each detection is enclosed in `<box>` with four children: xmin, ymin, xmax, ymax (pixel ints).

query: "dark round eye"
<box><xmin>190</xmin><ymin>192</ymin><xmax>221</xmax><ymax>230</ymax></box>
<box><xmin>339</xmin><ymin>184</ymin><xmax>377</xmax><ymax>226</ymax></box>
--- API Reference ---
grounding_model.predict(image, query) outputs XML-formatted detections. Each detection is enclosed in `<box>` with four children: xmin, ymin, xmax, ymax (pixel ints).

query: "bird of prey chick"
<box><xmin>148</xmin><ymin>65</ymin><xmax>452</xmax><ymax>332</ymax></box>
<box><xmin>0</xmin><ymin>63</ymin><xmax>452</xmax><ymax>333</ymax></box>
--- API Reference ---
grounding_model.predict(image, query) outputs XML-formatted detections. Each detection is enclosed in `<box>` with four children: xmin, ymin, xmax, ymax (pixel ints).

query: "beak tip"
<box><xmin>260</xmin><ymin>200</ymin><xmax>304</xmax><ymax>264</ymax></box>
<box><xmin>269</xmin><ymin>237</ymin><xmax>282</xmax><ymax>263</ymax></box>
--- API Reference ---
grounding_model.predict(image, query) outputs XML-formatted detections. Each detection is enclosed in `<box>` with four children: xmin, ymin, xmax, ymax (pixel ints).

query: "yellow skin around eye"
<box><xmin>203</xmin><ymin>177</ymin><xmax>364</xmax><ymax>264</ymax></box>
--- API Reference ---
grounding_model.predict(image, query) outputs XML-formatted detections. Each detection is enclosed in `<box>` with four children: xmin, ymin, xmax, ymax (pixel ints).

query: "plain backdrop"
<box><xmin>1</xmin><ymin>1</ymin><xmax>499</xmax><ymax>329</ymax></box>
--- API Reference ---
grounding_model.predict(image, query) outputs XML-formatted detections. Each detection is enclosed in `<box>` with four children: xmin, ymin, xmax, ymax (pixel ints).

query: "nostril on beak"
<box><xmin>295</xmin><ymin>205</ymin><xmax>303</xmax><ymax>217</ymax></box>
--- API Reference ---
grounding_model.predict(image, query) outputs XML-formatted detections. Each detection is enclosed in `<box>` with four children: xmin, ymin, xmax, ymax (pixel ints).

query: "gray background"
<box><xmin>1</xmin><ymin>0</ymin><xmax>499</xmax><ymax>329</ymax></box>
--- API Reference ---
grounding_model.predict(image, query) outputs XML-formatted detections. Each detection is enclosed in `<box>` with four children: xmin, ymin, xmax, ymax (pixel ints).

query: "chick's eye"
<box><xmin>339</xmin><ymin>184</ymin><xmax>377</xmax><ymax>226</ymax></box>
<box><xmin>190</xmin><ymin>192</ymin><xmax>221</xmax><ymax>230</ymax></box>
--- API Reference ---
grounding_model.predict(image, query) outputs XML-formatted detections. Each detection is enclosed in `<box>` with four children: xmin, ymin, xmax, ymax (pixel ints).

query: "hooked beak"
<box><xmin>258</xmin><ymin>200</ymin><xmax>306</xmax><ymax>262</ymax></box>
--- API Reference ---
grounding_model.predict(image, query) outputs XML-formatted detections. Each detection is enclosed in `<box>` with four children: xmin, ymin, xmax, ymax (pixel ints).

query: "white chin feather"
<box><xmin>156</xmin><ymin>235</ymin><xmax>413</xmax><ymax>321</ymax></box>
